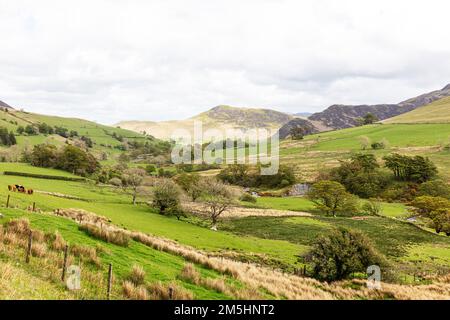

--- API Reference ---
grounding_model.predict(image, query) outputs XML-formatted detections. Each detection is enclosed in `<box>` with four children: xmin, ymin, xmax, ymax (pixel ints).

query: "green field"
<box><xmin>0</xmin><ymin>208</ymin><xmax>237</xmax><ymax>299</ymax></box>
<box><xmin>385</xmin><ymin>96</ymin><xmax>450</xmax><ymax>124</ymax></box>
<box><xmin>300</xmin><ymin>124</ymin><xmax>450</xmax><ymax>151</ymax></box>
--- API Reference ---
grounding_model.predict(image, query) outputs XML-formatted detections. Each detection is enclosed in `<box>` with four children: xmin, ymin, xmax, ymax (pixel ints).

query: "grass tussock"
<box><xmin>70</xmin><ymin>244</ymin><xmax>101</xmax><ymax>267</ymax></box>
<box><xmin>148</xmin><ymin>281</ymin><xmax>194</xmax><ymax>300</ymax></box>
<box><xmin>31</xmin><ymin>242</ymin><xmax>47</xmax><ymax>257</ymax></box>
<box><xmin>54</xmin><ymin>208</ymin><xmax>110</xmax><ymax>224</ymax></box>
<box><xmin>49</xmin><ymin>231</ymin><xmax>67</xmax><ymax>251</ymax></box>
<box><xmin>49</xmin><ymin>208</ymin><xmax>450</xmax><ymax>300</ymax></box>
<box><xmin>179</xmin><ymin>263</ymin><xmax>260</xmax><ymax>299</ymax></box>
<box><xmin>127</xmin><ymin>265</ymin><xmax>146</xmax><ymax>286</ymax></box>
<box><xmin>79</xmin><ymin>222</ymin><xmax>130</xmax><ymax>247</ymax></box>
<box><xmin>122</xmin><ymin>281</ymin><xmax>149</xmax><ymax>300</ymax></box>
<box><xmin>5</xmin><ymin>218</ymin><xmax>31</xmax><ymax>236</ymax></box>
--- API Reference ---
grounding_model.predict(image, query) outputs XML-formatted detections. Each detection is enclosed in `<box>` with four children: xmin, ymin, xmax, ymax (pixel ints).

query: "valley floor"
<box><xmin>1</xmin><ymin>163</ymin><xmax>450</xmax><ymax>299</ymax></box>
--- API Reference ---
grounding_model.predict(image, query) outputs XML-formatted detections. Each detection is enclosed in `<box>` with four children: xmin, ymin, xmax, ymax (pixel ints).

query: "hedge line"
<box><xmin>3</xmin><ymin>171</ymin><xmax>86</xmax><ymax>181</ymax></box>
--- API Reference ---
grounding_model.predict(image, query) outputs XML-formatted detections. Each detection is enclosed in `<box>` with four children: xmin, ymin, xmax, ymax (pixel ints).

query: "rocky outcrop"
<box><xmin>278</xmin><ymin>118</ymin><xmax>320</xmax><ymax>139</ymax></box>
<box><xmin>308</xmin><ymin>84</ymin><xmax>450</xmax><ymax>130</ymax></box>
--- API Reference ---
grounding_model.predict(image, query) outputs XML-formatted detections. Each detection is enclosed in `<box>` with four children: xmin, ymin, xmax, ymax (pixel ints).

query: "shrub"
<box><xmin>418</xmin><ymin>180</ymin><xmax>450</xmax><ymax>199</ymax></box>
<box><xmin>330</xmin><ymin>154</ymin><xmax>391</xmax><ymax>198</ymax></box>
<box><xmin>362</xmin><ymin>199</ymin><xmax>383</xmax><ymax>216</ymax></box>
<box><xmin>152</xmin><ymin>179</ymin><xmax>182</xmax><ymax>217</ymax></box>
<box><xmin>175</xmin><ymin>173</ymin><xmax>202</xmax><ymax>202</ymax></box>
<box><xmin>307</xmin><ymin>180</ymin><xmax>360</xmax><ymax>217</ymax></box>
<box><xmin>239</xmin><ymin>193</ymin><xmax>257</xmax><ymax>203</ymax></box>
<box><xmin>304</xmin><ymin>228</ymin><xmax>385</xmax><ymax>282</ymax></box>
<box><xmin>383</xmin><ymin>153</ymin><xmax>437</xmax><ymax>183</ymax></box>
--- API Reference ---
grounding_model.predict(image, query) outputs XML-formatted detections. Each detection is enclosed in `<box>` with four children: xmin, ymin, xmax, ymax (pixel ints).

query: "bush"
<box><xmin>218</xmin><ymin>164</ymin><xmax>296</xmax><ymax>189</ymax></box>
<box><xmin>307</xmin><ymin>180</ymin><xmax>360</xmax><ymax>216</ymax></box>
<box><xmin>304</xmin><ymin>228</ymin><xmax>385</xmax><ymax>282</ymax></box>
<box><xmin>330</xmin><ymin>154</ymin><xmax>390</xmax><ymax>198</ymax></box>
<box><xmin>239</xmin><ymin>193</ymin><xmax>257</xmax><ymax>203</ymax></box>
<box><xmin>362</xmin><ymin>199</ymin><xmax>382</xmax><ymax>216</ymax></box>
<box><xmin>418</xmin><ymin>179</ymin><xmax>450</xmax><ymax>199</ymax></box>
<box><xmin>152</xmin><ymin>179</ymin><xmax>183</xmax><ymax>218</ymax></box>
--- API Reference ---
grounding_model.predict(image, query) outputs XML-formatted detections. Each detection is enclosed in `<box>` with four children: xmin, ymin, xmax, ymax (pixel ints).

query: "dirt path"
<box><xmin>183</xmin><ymin>202</ymin><xmax>312</xmax><ymax>218</ymax></box>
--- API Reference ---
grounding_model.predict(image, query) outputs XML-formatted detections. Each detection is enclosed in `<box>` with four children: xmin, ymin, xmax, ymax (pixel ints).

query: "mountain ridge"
<box><xmin>117</xmin><ymin>105</ymin><xmax>294</xmax><ymax>140</ymax></box>
<box><xmin>308</xmin><ymin>84</ymin><xmax>450</xmax><ymax>129</ymax></box>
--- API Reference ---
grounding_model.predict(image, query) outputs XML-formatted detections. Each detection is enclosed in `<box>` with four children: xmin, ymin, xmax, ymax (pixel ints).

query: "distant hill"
<box><xmin>0</xmin><ymin>100</ymin><xmax>13</xmax><ymax>109</ymax></box>
<box><xmin>117</xmin><ymin>105</ymin><xmax>294</xmax><ymax>140</ymax></box>
<box><xmin>308</xmin><ymin>84</ymin><xmax>450</xmax><ymax>129</ymax></box>
<box><xmin>278</xmin><ymin>118</ymin><xmax>320</xmax><ymax>139</ymax></box>
<box><xmin>0</xmin><ymin>106</ymin><xmax>169</xmax><ymax>162</ymax></box>
<box><xmin>383</xmin><ymin>96</ymin><xmax>450</xmax><ymax>124</ymax></box>
<box><xmin>294</xmin><ymin>112</ymin><xmax>312</xmax><ymax>118</ymax></box>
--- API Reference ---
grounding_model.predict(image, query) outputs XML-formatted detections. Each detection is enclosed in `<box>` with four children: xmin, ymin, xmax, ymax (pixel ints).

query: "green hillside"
<box><xmin>0</xmin><ymin>108</ymin><xmax>170</xmax><ymax>164</ymax></box>
<box><xmin>1</xmin><ymin>163</ymin><xmax>449</xmax><ymax>299</ymax></box>
<box><xmin>384</xmin><ymin>96</ymin><xmax>450</xmax><ymax>124</ymax></box>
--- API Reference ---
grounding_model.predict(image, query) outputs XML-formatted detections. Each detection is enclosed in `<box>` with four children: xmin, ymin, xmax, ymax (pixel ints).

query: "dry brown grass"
<box><xmin>127</xmin><ymin>265</ymin><xmax>146</xmax><ymax>286</ymax></box>
<box><xmin>148</xmin><ymin>281</ymin><xmax>193</xmax><ymax>300</ymax></box>
<box><xmin>79</xmin><ymin>222</ymin><xmax>130</xmax><ymax>247</ymax></box>
<box><xmin>122</xmin><ymin>281</ymin><xmax>149</xmax><ymax>300</ymax></box>
<box><xmin>49</xmin><ymin>208</ymin><xmax>450</xmax><ymax>300</ymax></box>
<box><xmin>184</xmin><ymin>202</ymin><xmax>312</xmax><ymax>218</ymax></box>
<box><xmin>49</xmin><ymin>231</ymin><xmax>67</xmax><ymax>251</ymax></box>
<box><xmin>54</xmin><ymin>208</ymin><xmax>110</xmax><ymax>224</ymax></box>
<box><xmin>5</xmin><ymin>218</ymin><xmax>31</xmax><ymax>236</ymax></box>
<box><xmin>70</xmin><ymin>244</ymin><xmax>101</xmax><ymax>267</ymax></box>
<box><xmin>31</xmin><ymin>242</ymin><xmax>47</xmax><ymax>258</ymax></box>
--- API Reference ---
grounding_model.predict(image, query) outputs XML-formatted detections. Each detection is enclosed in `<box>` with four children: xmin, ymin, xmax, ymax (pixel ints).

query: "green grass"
<box><xmin>0</xmin><ymin>208</ymin><xmax>236</xmax><ymax>299</ymax></box>
<box><xmin>243</xmin><ymin>196</ymin><xmax>408</xmax><ymax>218</ymax></box>
<box><xmin>405</xmin><ymin>244</ymin><xmax>450</xmax><ymax>266</ymax></box>
<box><xmin>0</xmin><ymin>165</ymin><xmax>302</xmax><ymax>268</ymax></box>
<box><xmin>302</xmin><ymin>124</ymin><xmax>450</xmax><ymax>151</ymax></box>
<box><xmin>241</xmin><ymin>196</ymin><xmax>317</xmax><ymax>212</ymax></box>
<box><xmin>0</xmin><ymin>108</ymin><xmax>169</xmax><ymax>164</ymax></box>
<box><xmin>220</xmin><ymin>215</ymin><xmax>450</xmax><ymax>259</ymax></box>
<box><xmin>1</xmin><ymin>163</ymin><xmax>80</xmax><ymax>178</ymax></box>
<box><xmin>385</xmin><ymin>96</ymin><xmax>450</xmax><ymax>124</ymax></box>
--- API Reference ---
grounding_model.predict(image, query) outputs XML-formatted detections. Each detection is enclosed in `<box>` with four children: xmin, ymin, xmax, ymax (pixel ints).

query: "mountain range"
<box><xmin>116</xmin><ymin>105</ymin><xmax>294</xmax><ymax>140</ymax></box>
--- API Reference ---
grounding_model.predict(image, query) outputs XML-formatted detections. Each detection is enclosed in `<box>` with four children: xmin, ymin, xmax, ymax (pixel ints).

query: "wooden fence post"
<box><xmin>107</xmin><ymin>263</ymin><xmax>113</xmax><ymax>300</ymax></box>
<box><xmin>169</xmin><ymin>287</ymin><xmax>173</xmax><ymax>300</ymax></box>
<box><xmin>32</xmin><ymin>202</ymin><xmax>36</xmax><ymax>212</ymax></box>
<box><xmin>61</xmin><ymin>245</ymin><xmax>69</xmax><ymax>281</ymax></box>
<box><xmin>6</xmin><ymin>195</ymin><xmax>10</xmax><ymax>208</ymax></box>
<box><xmin>26</xmin><ymin>231</ymin><xmax>32</xmax><ymax>263</ymax></box>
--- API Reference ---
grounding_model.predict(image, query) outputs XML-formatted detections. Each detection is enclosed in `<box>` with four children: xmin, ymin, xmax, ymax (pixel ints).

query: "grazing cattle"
<box><xmin>7</xmin><ymin>184</ymin><xmax>33</xmax><ymax>194</ymax></box>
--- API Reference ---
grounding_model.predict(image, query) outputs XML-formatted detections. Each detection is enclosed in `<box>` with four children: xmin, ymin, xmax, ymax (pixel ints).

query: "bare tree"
<box><xmin>122</xmin><ymin>168</ymin><xmax>146</xmax><ymax>205</ymax></box>
<box><xmin>199</xmin><ymin>178</ymin><xmax>236</xmax><ymax>230</ymax></box>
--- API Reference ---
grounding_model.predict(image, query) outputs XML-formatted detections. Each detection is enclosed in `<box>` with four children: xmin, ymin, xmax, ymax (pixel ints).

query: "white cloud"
<box><xmin>0</xmin><ymin>0</ymin><xmax>449</xmax><ymax>124</ymax></box>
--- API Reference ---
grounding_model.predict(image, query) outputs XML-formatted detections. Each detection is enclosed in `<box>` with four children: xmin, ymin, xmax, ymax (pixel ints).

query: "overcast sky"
<box><xmin>0</xmin><ymin>0</ymin><xmax>449</xmax><ymax>124</ymax></box>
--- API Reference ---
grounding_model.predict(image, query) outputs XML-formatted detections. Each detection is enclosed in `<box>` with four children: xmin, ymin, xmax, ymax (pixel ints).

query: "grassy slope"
<box><xmin>278</xmin><ymin>122</ymin><xmax>450</xmax><ymax>182</ymax></box>
<box><xmin>0</xmin><ymin>208</ymin><xmax>237</xmax><ymax>300</ymax></box>
<box><xmin>0</xmin><ymin>108</ymin><xmax>167</xmax><ymax>163</ymax></box>
<box><xmin>384</xmin><ymin>96</ymin><xmax>450</xmax><ymax>124</ymax></box>
<box><xmin>0</xmin><ymin>163</ymin><xmax>302</xmax><ymax>267</ymax></box>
